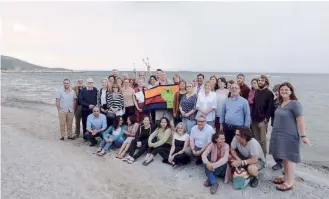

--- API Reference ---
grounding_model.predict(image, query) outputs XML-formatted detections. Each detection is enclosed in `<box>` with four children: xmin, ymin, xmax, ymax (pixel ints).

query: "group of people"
<box><xmin>55</xmin><ymin>68</ymin><xmax>311</xmax><ymax>194</ymax></box>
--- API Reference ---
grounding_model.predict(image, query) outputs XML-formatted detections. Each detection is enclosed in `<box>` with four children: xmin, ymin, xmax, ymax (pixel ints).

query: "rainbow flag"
<box><xmin>143</xmin><ymin>84</ymin><xmax>179</xmax><ymax>111</ymax></box>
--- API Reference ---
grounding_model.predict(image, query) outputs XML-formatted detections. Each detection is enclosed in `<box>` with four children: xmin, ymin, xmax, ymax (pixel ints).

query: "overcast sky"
<box><xmin>1</xmin><ymin>1</ymin><xmax>329</xmax><ymax>73</ymax></box>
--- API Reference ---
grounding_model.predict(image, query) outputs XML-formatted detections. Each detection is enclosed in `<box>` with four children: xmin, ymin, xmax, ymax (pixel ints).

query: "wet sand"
<box><xmin>1</xmin><ymin>102</ymin><xmax>329</xmax><ymax>199</ymax></box>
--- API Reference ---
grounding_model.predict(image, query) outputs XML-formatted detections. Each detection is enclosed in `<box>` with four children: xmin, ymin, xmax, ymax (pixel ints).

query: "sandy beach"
<box><xmin>2</xmin><ymin>101</ymin><xmax>329</xmax><ymax>199</ymax></box>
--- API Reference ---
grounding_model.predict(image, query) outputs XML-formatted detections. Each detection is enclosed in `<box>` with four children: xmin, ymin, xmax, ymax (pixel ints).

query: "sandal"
<box><xmin>276</xmin><ymin>183</ymin><xmax>294</xmax><ymax>191</ymax></box>
<box><xmin>272</xmin><ymin>177</ymin><xmax>285</xmax><ymax>184</ymax></box>
<box><xmin>97</xmin><ymin>151</ymin><xmax>106</xmax><ymax>156</ymax></box>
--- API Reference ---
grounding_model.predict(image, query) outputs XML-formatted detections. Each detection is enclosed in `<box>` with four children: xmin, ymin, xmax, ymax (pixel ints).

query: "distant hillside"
<box><xmin>1</xmin><ymin>55</ymin><xmax>71</xmax><ymax>71</ymax></box>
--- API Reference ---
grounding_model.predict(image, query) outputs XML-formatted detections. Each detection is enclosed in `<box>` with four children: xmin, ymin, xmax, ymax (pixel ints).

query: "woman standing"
<box><xmin>215</xmin><ymin>80</ymin><xmax>229</xmax><ymax>131</ymax></box>
<box><xmin>173</xmin><ymin>74</ymin><xmax>181</xmax><ymax>85</ymax></box>
<box><xmin>123</xmin><ymin>116</ymin><xmax>156</xmax><ymax>164</ymax></box>
<box><xmin>173</xmin><ymin>80</ymin><xmax>187</xmax><ymax>126</ymax></box>
<box><xmin>96</xmin><ymin>116</ymin><xmax>127</xmax><ymax>156</ymax></box>
<box><xmin>148</xmin><ymin>75</ymin><xmax>157</xmax><ymax>89</ymax></box>
<box><xmin>196</xmin><ymin>81</ymin><xmax>217</xmax><ymax>128</ymax></box>
<box><xmin>108</xmin><ymin>83</ymin><xmax>125</xmax><ymax>117</ymax></box>
<box><xmin>122</xmin><ymin>78</ymin><xmax>139</xmax><ymax>121</ymax></box>
<box><xmin>134</xmin><ymin>78</ymin><xmax>146</xmax><ymax>123</ymax></box>
<box><xmin>269</xmin><ymin>82</ymin><xmax>310</xmax><ymax>191</ymax></box>
<box><xmin>271</xmin><ymin>84</ymin><xmax>283</xmax><ymax>171</ymax></box>
<box><xmin>116</xmin><ymin>77</ymin><xmax>123</xmax><ymax>88</ymax></box>
<box><xmin>142</xmin><ymin>117</ymin><xmax>173</xmax><ymax>166</ymax></box>
<box><xmin>248</xmin><ymin>78</ymin><xmax>259</xmax><ymax>115</ymax></box>
<box><xmin>180</xmin><ymin>81</ymin><xmax>197</xmax><ymax>134</ymax></box>
<box><xmin>209</xmin><ymin>75</ymin><xmax>218</xmax><ymax>91</ymax></box>
<box><xmin>168</xmin><ymin>123</ymin><xmax>191</xmax><ymax>167</ymax></box>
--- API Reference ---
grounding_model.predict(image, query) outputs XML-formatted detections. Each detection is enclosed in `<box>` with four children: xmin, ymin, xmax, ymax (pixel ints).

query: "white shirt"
<box><xmin>113</xmin><ymin>127</ymin><xmax>122</xmax><ymax>136</ymax></box>
<box><xmin>215</xmin><ymin>89</ymin><xmax>229</xmax><ymax>117</ymax></box>
<box><xmin>196</xmin><ymin>91</ymin><xmax>217</xmax><ymax>121</ymax></box>
<box><xmin>190</xmin><ymin>124</ymin><xmax>215</xmax><ymax>148</ymax></box>
<box><xmin>101</xmin><ymin>90</ymin><xmax>107</xmax><ymax>105</ymax></box>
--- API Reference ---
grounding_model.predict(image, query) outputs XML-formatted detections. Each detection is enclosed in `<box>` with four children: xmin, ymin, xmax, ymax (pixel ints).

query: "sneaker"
<box><xmin>250</xmin><ymin>176</ymin><xmax>259</xmax><ymax>188</ymax></box>
<box><xmin>210</xmin><ymin>183</ymin><xmax>219</xmax><ymax>194</ymax></box>
<box><xmin>122</xmin><ymin>156</ymin><xmax>131</xmax><ymax>162</ymax></box>
<box><xmin>272</xmin><ymin>163</ymin><xmax>283</xmax><ymax>171</ymax></box>
<box><xmin>127</xmin><ymin>157</ymin><xmax>135</xmax><ymax>164</ymax></box>
<box><xmin>60</xmin><ymin>137</ymin><xmax>64</xmax><ymax>141</ymax></box>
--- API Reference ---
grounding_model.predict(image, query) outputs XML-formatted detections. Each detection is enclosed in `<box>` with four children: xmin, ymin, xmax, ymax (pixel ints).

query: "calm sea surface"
<box><xmin>1</xmin><ymin>71</ymin><xmax>329</xmax><ymax>164</ymax></box>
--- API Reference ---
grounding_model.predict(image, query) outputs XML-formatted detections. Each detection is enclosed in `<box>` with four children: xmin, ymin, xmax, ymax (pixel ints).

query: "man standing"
<box><xmin>112</xmin><ymin>69</ymin><xmax>119</xmax><ymax>80</ymax></box>
<box><xmin>195</xmin><ymin>74</ymin><xmax>204</xmax><ymax>94</ymax></box>
<box><xmin>56</xmin><ymin>79</ymin><xmax>77</xmax><ymax>140</ymax></box>
<box><xmin>220</xmin><ymin>83</ymin><xmax>251</xmax><ymax>145</ymax></box>
<box><xmin>236</xmin><ymin>73</ymin><xmax>250</xmax><ymax>100</ymax></box>
<box><xmin>156</xmin><ymin>69</ymin><xmax>162</xmax><ymax>80</ymax></box>
<box><xmin>79</xmin><ymin>78</ymin><xmax>98</xmax><ymax>140</ymax></box>
<box><xmin>85</xmin><ymin>106</ymin><xmax>107</xmax><ymax>146</ymax></box>
<box><xmin>73</xmin><ymin>79</ymin><xmax>84</xmax><ymax>138</ymax></box>
<box><xmin>190</xmin><ymin>116</ymin><xmax>215</xmax><ymax>165</ymax></box>
<box><xmin>251</xmin><ymin>75</ymin><xmax>274</xmax><ymax>156</ymax></box>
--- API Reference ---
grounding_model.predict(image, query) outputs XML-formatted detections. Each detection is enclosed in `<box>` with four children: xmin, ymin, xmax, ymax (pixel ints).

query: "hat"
<box><xmin>87</xmin><ymin>78</ymin><xmax>94</xmax><ymax>83</ymax></box>
<box><xmin>237</xmin><ymin>73</ymin><xmax>245</xmax><ymax>78</ymax></box>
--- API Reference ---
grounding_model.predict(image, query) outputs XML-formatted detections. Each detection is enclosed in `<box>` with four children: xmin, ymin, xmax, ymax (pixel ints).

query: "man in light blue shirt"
<box><xmin>220</xmin><ymin>83</ymin><xmax>251</xmax><ymax>145</ymax></box>
<box><xmin>85</xmin><ymin>106</ymin><xmax>107</xmax><ymax>146</ymax></box>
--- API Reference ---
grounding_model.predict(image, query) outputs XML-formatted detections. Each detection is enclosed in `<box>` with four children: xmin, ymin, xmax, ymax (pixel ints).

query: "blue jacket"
<box><xmin>102</xmin><ymin>125</ymin><xmax>128</xmax><ymax>141</ymax></box>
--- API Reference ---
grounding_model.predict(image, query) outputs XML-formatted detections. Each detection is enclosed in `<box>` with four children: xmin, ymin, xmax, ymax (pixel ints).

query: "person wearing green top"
<box><xmin>96</xmin><ymin>116</ymin><xmax>128</xmax><ymax>156</ymax></box>
<box><xmin>142</xmin><ymin>117</ymin><xmax>173</xmax><ymax>166</ymax></box>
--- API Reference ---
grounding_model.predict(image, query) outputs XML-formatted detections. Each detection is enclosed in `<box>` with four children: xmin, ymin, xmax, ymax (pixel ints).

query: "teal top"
<box><xmin>102</xmin><ymin>125</ymin><xmax>128</xmax><ymax>141</ymax></box>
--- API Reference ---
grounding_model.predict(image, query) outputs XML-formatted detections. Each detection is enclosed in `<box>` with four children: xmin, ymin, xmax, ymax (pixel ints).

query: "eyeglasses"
<box><xmin>197</xmin><ymin>120</ymin><xmax>205</xmax><ymax>123</ymax></box>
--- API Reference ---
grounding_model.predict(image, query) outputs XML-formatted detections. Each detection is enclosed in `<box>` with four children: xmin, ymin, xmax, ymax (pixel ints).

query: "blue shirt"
<box><xmin>220</xmin><ymin>96</ymin><xmax>251</xmax><ymax>126</ymax></box>
<box><xmin>87</xmin><ymin>113</ymin><xmax>107</xmax><ymax>130</ymax></box>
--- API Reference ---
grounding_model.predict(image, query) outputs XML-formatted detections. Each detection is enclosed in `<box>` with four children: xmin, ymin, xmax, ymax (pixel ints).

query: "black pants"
<box><xmin>174</xmin><ymin>116</ymin><xmax>182</xmax><ymax>126</ymax></box>
<box><xmin>149</xmin><ymin>143</ymin><xmax>171</xmax><ymax>160</ymax></box>
<box><xmin>173</xmin><ymin>150</ymin><xmax>191</xmax><ymax>165</ymax></box>
<box><xmin>124</xmin><ymin>106</ymin><xmax>135</xmax><ymax>122</ymax></box>
<box><xmin>273</xmin><ymin>155</ymin><xmax>282</xmax><ymax>164</ymax></box>
<box><xmin>81</xmin><ymin>109</ymin><xmax>92</xmax><ymax>138</ymax></box>
<box><xmin>128</xmin><ymin>139</ymin><xmax>149</xmax><ymax>160</ymax></box>
<box><xmin>223</xmin><ymin>123</ymin><xmax>238</xmax><ymax>145</ymax></box>
<box><xmin>85</xmin><ymin>132</ymin><xmax>102</xmax><ymax>145</ymax></box>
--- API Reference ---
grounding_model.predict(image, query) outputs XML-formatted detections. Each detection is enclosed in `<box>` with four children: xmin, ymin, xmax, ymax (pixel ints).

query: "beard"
<box><xmin>258</xmin><ymin>84</ymin><xmax>266</xmax><ymax>89</ymax></box>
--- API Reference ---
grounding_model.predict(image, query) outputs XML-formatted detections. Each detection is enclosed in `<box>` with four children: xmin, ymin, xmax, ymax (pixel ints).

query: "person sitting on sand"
<box><xmin>230</xmin><ymin>127</ymin><xmax>265</xmax><ymax>188</ymax></box>
<box><xmin>167</xmin><ymin>122</ymin><xmax>191</xmax><ymax>167</ymax></box>
<box><xmin>96</xmin><ymin>116</ymin><xmax>127</xmax><ymax>156</ymax></box>
<box><xmin>202</xmin><ymin>132</ymin><xmax>230</xmax><ymax>194</ymax></box>
<box><xmin>116</xmin><ymin>116</ymin><xmax>139</xmax><ymax>159</ymax></box>
<box><xmin>142</xmin><ymin>117</ymin><xmax>173</xmax><ymax>166</ymax></box>
<box><xmin>123</xmin><ymin>116</ymin><xmax>156</xmax><ymax>164</ymax></box>
<box><xmin>190</xmin><ymin>115</ymin><xmax>215</xmax><ymax>165</ymax></box>
<box><xmin>85</xmin><ymin>106</ymin><xmax>107</xmax><ymax>146</ymax></box>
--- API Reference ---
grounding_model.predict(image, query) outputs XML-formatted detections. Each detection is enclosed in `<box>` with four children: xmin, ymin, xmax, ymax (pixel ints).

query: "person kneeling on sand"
<box><xmin>116</xmin><ymin>116</ymin><xmax>139</xmax><ymax>159</ymax></box>
<box><xmin>123</xmin><ymin>116</ymin><xmax>156</xmax><ymax>164</ymax></box>
<box><xmin>167</xmin><ymin>122</ymin><xmax>191</xmax><ymax>167</ymax></box>
<box><xmin>142</xmin><ymin>117</ymin><xmax>173</xmax><ymax>166</ymax></box>
<box><xmin>202</xmin><ymin>131</ymin><xmax>231</xmax><ymax>194</ymax></box>
<box><xmin>190</xmin><ymin>115</ymin><xmax>215</xmax><ymax>165</ymax></box>
<box><xmin>85</xmin><ymin>106</ymin><xmax>107</xmax><ymax>147</ymax></box>
<box><xmin>96</xmin><ymin>116</ymin><xmax>127</xmax><ymax>156</ymax></box>
<box><xmin>230</xmin><ymin>127</ymin><xmax>265</xmax><ymax>188</ymax></box>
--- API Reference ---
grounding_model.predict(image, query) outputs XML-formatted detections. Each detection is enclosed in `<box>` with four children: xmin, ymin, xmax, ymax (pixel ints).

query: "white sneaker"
<box><xmin>127</xmin><ymin>157</ymin><xmax>135</xmax><ymax>164</ymax></box>
<box><xmin>144</xmin><ymin>153</ymin><xmax>150</xmax><ymax>161</ymax></box>
<box><xmin>122</xmin><ymin>156</ymin><xmax>131</xmax><ymax>162</ymax></box>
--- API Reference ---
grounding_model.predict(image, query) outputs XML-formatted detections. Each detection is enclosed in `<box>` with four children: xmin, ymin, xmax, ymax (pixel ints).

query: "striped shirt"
<box><xmin>108</xmin><ymin>93</ymin><xmax>124</xmax><ymax>110</ymax></box>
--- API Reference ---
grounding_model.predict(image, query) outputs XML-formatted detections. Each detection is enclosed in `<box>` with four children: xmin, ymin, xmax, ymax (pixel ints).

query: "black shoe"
<box><xmin>196</xmin><ymin>158</ymin><xmax>202</xmax><ymax>165</ymax></box>
<box><xmin>272</xmin><ymin>163</ymin><xmax>283</xmax><ymax>171</ymax></box>
<box><xmin>60</xmin><ymin>137</ymin><xmax>64</xmax><ymax>141</ymax></box>
<box><xmin>68</xmin><ymin>136</ymin><xmax>76</xmax><ymax>140</ymax></box>
<box><xmin>89</xmin><ymin>143</ymin><xmax>97</xmax><ymax>147</ymax></box>
<box><xmin>210</xmin><ymin>183</ymin><xmax>219</xmax><ymax>194</ymax></box>
<box><xmin>250</xmin><ymin>176</ymin><xmax>259</xmax><ymax>188</ymax></box>
<box><xmin>162</xmin><ymin>159</ymin><xmax>169</xmax><ymax>164</ymax></box>
<box><xmin>83</xmin><ymin>137</ymin><xmax>88</xmax><ymax>142</ymax></box>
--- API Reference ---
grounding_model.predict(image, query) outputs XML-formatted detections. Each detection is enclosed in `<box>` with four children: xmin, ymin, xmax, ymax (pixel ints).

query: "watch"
<box><xmin>300</xmin><ymin>135</ymin><xmax>307</xmax><ymax>138</ymax></box>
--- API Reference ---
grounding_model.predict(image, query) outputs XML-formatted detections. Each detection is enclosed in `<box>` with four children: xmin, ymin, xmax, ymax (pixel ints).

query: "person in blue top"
<box><xmin>85</xmin><ymin>106</ymin><xmax>107</xmax><ymax>147</ymax></box>
<box><xmin>96</xmin><ymin>116</ymin><xmax>128</xmax><ymax>156</ymax></box>
<box><xmin>220</xmin><ymin>83</ymin><xmax>251</xmax><ymax>145</ymax></box>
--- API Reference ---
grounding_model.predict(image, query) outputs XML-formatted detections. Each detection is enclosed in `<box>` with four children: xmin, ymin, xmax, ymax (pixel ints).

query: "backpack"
<box><xmin>232</xmin><ymin>167</ymin><xmax>251</xmax><ymax>189</ymax></box>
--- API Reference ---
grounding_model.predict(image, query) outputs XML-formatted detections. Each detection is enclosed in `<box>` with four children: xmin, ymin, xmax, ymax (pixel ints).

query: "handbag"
<box><xmin>107</xmin><ymin>111</ymin><xmax>116</xmax><ymax>120</ymax></box>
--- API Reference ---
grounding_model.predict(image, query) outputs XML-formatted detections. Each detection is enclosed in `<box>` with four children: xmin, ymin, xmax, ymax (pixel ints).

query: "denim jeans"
<box><xmin>205</xmin><ymin>163</ymin><xmax>227</xmax><ymax>185</ymax></box>
<box><xmin>99</xmin><ymin>136</ymin><xmax>124</xmax><ymax>151</ymax></box>
<box><xmin>182</xmin><ymin>118</ymin><xmax>196</xmax><ymax>135</ymax></box>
